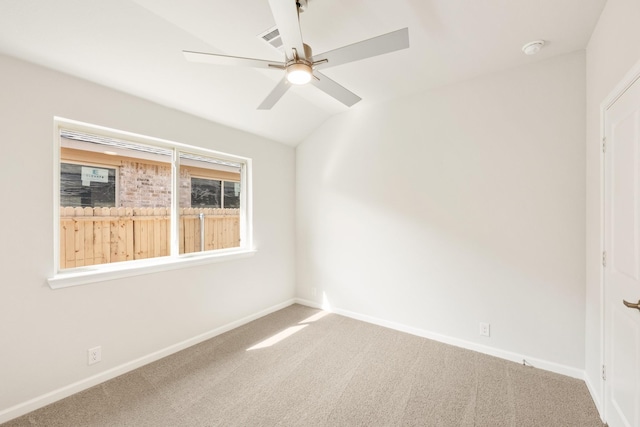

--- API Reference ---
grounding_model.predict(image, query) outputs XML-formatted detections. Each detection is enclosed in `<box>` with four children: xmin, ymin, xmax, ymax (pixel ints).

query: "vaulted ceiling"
<box><xmin>0</xmin><ymin>0</ymin><xmax>606</xmax><ymax>145</ymax></box>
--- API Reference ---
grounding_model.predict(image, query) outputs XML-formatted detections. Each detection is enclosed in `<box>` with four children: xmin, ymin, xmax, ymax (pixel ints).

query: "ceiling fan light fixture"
<box><xmin>286</xmin><ymin>62</ymin><xmax>312</xmax><ymax>85</ymax></box>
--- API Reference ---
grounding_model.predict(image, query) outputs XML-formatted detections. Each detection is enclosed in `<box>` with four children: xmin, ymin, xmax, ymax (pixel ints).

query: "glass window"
<box><xmin>191</xmin><ymin>178</ymin><xmax>221</xmax><ymax>208</ymax></box>
<box><xmin>55</xmin><ymin>122</ymin><xmax>249</xmax><ymax>275</ymax></box>
<box><xmin>59</xmin><ymin>134</ymin><xmax>172</xmax><ymax>269</ymax></box>
<box><xmin>223</xmin><ymin>181</ymin><xmax>241</xmax><ymax>208</ymax></box>
<box><xmin>60</xmin><ymin>163</ymin><xmax>116</xmax><ymax>208</ymax></box>
<box><xmin>180</xmin><ymin>153</ymin><xmax>242</xmax><ymax>254</ymax></box>
<box><xmin>190</xmin><ymin>178</ymin><xmax>241</xmax><ymax>209</ymax></box>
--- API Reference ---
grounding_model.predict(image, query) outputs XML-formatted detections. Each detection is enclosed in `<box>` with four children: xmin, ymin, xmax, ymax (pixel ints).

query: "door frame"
<box><xmin>600</xmin><ymin>58</ymin><xmax>640</xmax><ymax>424</ymax></box>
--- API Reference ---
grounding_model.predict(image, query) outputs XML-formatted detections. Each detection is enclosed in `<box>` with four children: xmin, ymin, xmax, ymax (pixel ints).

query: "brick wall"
<box><xmin>118</xmin><ymin>161</ymin><xmax>191</xmax><ymax>208</ymax></box>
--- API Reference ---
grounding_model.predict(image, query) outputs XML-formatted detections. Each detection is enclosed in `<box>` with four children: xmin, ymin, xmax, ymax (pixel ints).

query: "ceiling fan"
<box><xmin>183</xmin><ymin>0</ymin><xmax>409</xmax><ymax>110</ymax></box>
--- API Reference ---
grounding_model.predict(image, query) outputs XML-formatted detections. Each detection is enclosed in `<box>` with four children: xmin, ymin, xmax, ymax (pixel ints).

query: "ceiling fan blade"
<box><xmin>313</xmin><ymin>27</ymin><xmax>409</xmax><ymax>70</ymax></box>
<box><xmin>311</xmin><ymin>72</ymin><xmax>361</xmax><ymax>107</ymax></box>
<box><xmin>268</xmin><ymin>0</ymin><xmax>307</xmax><ymax>61</ymax></box>
<box><xmin>183</xmin><ymin>50</ymin><xmax>284</xmax><ymax>69</ymax></box>
<box><xmin>258</xmin><ymin>77</ymin><xmax>291</xmax><ymax>110</ymax></box>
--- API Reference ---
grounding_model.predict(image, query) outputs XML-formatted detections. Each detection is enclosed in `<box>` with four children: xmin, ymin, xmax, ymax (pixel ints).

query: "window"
<box><xmin>52</xmin><ymin>118</ymin><xmax>252</xmax><ymax>286</ymax></box>
<box><xmin>224</xmin><ymin>181</ymin><xmax>241</xmax><ymax>208</ymax></box>
<box><xmin>178</xmin><ymin>152</ymin><xmax>242</xmax><ymax>254</ymax></box>
<box><xmin>191</xmin><ymin>177</ymin><xmax>221</xmax><ymax>208</ymax></box>
<box><xmin>191</xmin><ymin>178</ymin><xmax>240</xmax><ymax>208</ymax></box>
<box><xmin>60</xmin><ymin>162</ymin><xmax>116</xmax><ymax>207</ymax></box>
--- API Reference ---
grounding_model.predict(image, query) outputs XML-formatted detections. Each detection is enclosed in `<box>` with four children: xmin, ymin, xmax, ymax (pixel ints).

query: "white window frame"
<box><xmin>49</xmin><ymin>117</ymin><xmax>254</xmax><ymax>289</ymax></box>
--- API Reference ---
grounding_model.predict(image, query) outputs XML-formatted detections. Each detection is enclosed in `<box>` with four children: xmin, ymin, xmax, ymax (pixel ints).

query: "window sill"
<box><xmin>48</xmin><ymin>248</ymin><xmax>257</xmax><ymax>289</ymax></box>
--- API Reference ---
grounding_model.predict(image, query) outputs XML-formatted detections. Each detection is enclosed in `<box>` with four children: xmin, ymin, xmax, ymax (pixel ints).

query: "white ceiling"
<box><xmin>0</xmin><ymin>0</ymin><xmax>605</xmax><ymax>146</ymax></box>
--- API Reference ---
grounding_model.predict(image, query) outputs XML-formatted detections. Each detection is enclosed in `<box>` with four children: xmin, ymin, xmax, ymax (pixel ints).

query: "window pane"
<box><xmin>223</xmin><ymin>181</ymin><xmax>241</xmax><ymax>208</ymax></box>
<box><xmin>191</xmin><ymin>177</ymin><xmax>221</xmax><ymax>208</ymax></box>
<box><xmin>60</xmin><ymin>163</ymin><xmax>116</xmax><ymax>207</ymax></box>
<box><xmin>179</xmin><ymin>152</ymin><xmax>241</xmax><ymax>254</ymax></box>
<box><xmin>59</xmin><ymin>134</ymin><xmax>172</xmax><ymax>269</ymax></box>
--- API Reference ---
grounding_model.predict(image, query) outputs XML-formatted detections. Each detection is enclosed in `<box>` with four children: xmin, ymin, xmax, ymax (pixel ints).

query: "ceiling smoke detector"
<box><xmin>522</xmin><ymin>40</ymin><xmax>545</xmax><ymax>55</ymax></box>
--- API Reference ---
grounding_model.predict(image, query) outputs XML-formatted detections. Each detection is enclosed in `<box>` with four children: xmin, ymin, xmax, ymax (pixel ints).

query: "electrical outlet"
<box><xmin>88</xmin><ymin>346</ymin><xmax>102</xmax><ymax>365</ymax></box>
<box><xmin>479</xmin><ymin>322</ymin><xmax>490</xmax><ymax>337</ymax></box>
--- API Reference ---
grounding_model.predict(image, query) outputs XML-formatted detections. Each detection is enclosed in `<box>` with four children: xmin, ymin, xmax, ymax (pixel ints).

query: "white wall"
<box><xmin>584</xmin><ymin>0</ymin><xmax>640</xmax><ymax>413</ymax></box>
<box><xmin>0</xmin><ymin>54</ymin><xmax>295</xmax><ymax>420</ymax></box>
<box><xmin>297</xmin><ymin>52</ymin><xmax>586</xmax><ymax>372</ymax></box>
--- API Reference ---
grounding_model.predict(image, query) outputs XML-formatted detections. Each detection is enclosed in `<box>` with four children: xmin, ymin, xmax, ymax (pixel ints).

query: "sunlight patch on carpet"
<box><xmin>246</xmin><ymin>325</ymin><xmax>308</xmax><ymax>351</ymax></box>
<box><xmin>299</xmin><ymin>311</ymin><xmax>329</xmax><ymax>324</ymax></box>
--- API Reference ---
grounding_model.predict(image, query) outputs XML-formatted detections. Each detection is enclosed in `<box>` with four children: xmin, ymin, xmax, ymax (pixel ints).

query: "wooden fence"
<box><xmin>59</xmin><ymin>207</ymin><xmax>240</xmax><ymax>269</ymax></box>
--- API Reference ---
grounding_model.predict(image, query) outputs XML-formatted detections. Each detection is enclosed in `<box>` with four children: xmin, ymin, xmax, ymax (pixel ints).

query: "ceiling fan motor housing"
<box><xmin>303</xmin><ymin>43</ymin><xmax>312</xmax><ymax>58</ymax></box>
<box><xmin>285</xmin><ymin>44</ymin><xmax>314</xmax><ymax>85</ymax></box>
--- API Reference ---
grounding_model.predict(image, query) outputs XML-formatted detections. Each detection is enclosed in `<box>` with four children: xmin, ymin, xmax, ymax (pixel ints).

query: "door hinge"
<box><xmin>602</xmin><ymin>137</ymin><xmax>607</xmax><ymax>153</ymax></box>
<box><xmin>602</xmin><ymin>365</ymin><xmax>606</xmax><ymax>381</ymax></box>
<box><xmin>602</xmin><ymin>251</ymin><xmax>607</xmax><ymax>267</ymax></box>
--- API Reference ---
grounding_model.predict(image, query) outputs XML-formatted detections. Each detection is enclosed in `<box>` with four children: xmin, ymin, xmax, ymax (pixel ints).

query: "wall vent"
<box><xmin>257</xmin><ymin>0</ymin><xmax>311</xmax><ymax>52</ymax></box>
<box><xmin>258</xmin><ymin>26</ymin><xmax>284</xmax><ymax>52</ymax></box>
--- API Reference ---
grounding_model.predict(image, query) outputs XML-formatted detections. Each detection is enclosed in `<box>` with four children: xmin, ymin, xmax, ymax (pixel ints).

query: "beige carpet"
<box><xmin>3</xmin><ymin>304</ymin><xmax>603</xmax><ymax>426</ymax></box>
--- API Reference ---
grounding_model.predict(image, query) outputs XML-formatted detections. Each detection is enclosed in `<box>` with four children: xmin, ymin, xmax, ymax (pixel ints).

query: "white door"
<box><xmin>604</xmin><ymin>74</ymin><xmax>640</xmax><ymax>427</ymax></box>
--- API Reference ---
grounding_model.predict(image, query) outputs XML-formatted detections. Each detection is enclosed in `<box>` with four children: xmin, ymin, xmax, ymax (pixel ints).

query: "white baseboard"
<box><xmin>294</xmin><ymin>297</ymin><xmax>323</xmax><ymax>310</ymax></box>
<box><xmin>295</xmin><ymin>298</ymin><xmax>584</xmax><ymax>380</ymax></box>
<box><xmin>584</xmin><ymin>372</ymin><xmax>605</xmax><ymax>422</ymax></box>
<box><xmin>2</xmin><ymin>298</ymin><xmax>592</xmax><ymax>424</ymax></box>
<box><xmin>0</xmin><ymin>299</ymin><xmax>296</xmax><ymax>425</ymax></box>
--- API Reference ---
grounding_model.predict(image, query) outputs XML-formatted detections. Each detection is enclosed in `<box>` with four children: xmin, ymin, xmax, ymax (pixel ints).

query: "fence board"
<box><xmin>147</xmin><ymin>214</ymin><xmax>155</xmax><ymax>258</ymax></box>
<box><xmin>205</xmin><ymin>217</ymin><xmax>214</xmax><ymax>251</ymax></box>
<box><xmin>109</xmin><ymin>212</ymin><xmax>119</xmax><ymax>262</ymax></box>
<box><xmin>161</xmin><ymin>213</ymin><xmax>169</xmax><ymax>256</ymax></box>
<box><xmin>60</xmin><ymin>218</ymin><xmax>66</xmax><ymax>269</ymax></box>
<box><xmin>183</xmin><ymin>212</ymin><xmax>193</xmax><ymax>254</ymax></box>
<box><xmin>63</xmin><ymin>220</ymin><xmax>74</xmax><ymax>268</ymax></box>
<box><xmin>217</xmin><ymin>215</ymin><xmax>224</xmax><ymax>249</ymax></box>
<box><xmin>83</xmin><ymin>207</ymin><xmax>94</xmax><ymax>266</ymax></box>
<box><xmin>133</xmin><ymin>209</ymin><xmax>141</xmax><ymax>260</ymax></box>
<box><xmin>153</xmin><ymin>209</ymin><xmax>161</xmax><ymax>258</ymax></box>
<box><xmin>94</xmin><ymin>218</ymin><xmax>103</xmax><ymax>265</ymax></box>
<box><xmin>101</xmin><ymin>208</ymin><xmax>111</xmax><ymax>264</ymax></box>
<box><xmin>74</xmin><ymin>207</ymin><xmax>85</xmax><ymax>267</ymax></box>
<box><xmin>125</xmin><ymin>208</ymin><xmax>134</xmax><ymax>262</ymax></box>
<box><xmin>59</xmin><ymin>207</ymin><xmax>239</xmax><ymax>269</ymax></box>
